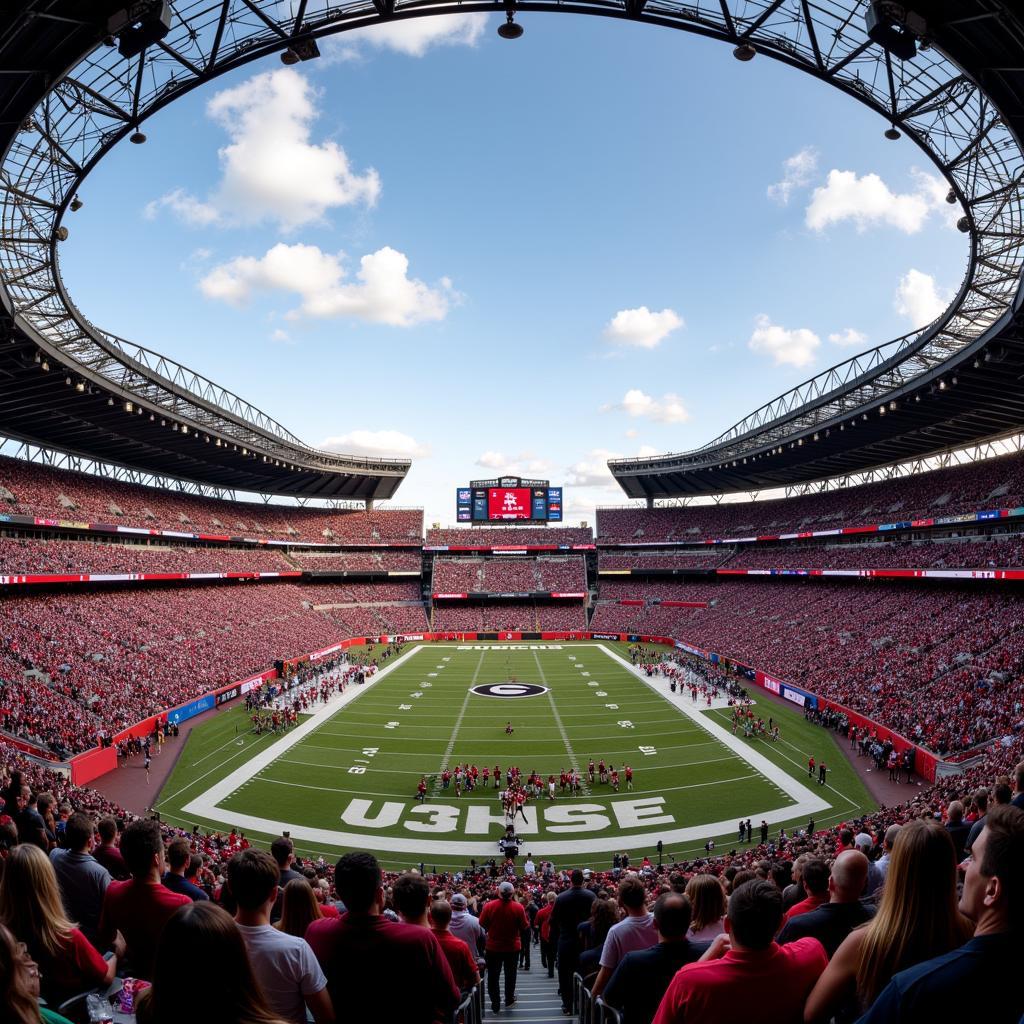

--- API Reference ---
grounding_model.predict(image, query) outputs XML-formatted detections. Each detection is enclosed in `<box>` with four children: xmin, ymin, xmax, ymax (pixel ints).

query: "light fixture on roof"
<box><xmin>733</xmin><ymin>41</ymin><xmax>756</xmax><ymax>61</ymax></box>
<box><xmin>280</xmin><ymin>47</ymin><xmax>300</xmax><ymax>65</ymax></box>
<box><xmin>879</xmin><ymin>404</ymin><xmax>886</xmax><ymax>415</ymax></box>
<box><xmin>54</xmin><ymin>226</ymin><xmax>69</xmax><ymax>242</ymax></box>
<box><xmin>884</xmin><ymin>126</ymin><xmax>901</xmax><ymax>141</ymax></box>
<box><xmin>957</xmin><ymin>216</ymin><xmax>970</xmax><ymax>232</ymax></box>
<box><xmin>946</xmin><ymin>188</ymin><xmax>957</xmax><ymax>205</ymax></box>
<box><xmin>75</xmin><ymin>380</ymin><xmax>85</xmax><ymax>393</ymax></box>
<box><xmin>70</xmin><ymin>195</ymin><xmax>83</xmax><ymax>212</ymax></box>
<box><xmin>124</xmin><ymin>400</ymin><xmax>133</xmax><ymax>412</ymax></box>
<box><xmin>497</xmin><ymin>5</ymin><xmax>523</xmax><ymax>38</ymax></box>
<box><xmin>129</xmin><ymin>128</ymin><xmax>147</xmax><ymax>145</ymax></box>
<box><xmin>107</xmin><ymin>397</ymin><xmax>114</xmax><ymax>406</ymax></box>
<box><xmin>938</xmin><ymin>379</ymin><xmax>946</xmax><ymax>390</ymax></box>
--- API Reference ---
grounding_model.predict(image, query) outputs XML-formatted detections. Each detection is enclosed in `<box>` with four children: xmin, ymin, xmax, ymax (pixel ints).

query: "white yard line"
<box><xmin>533</xmin><ymin>650</ymin><xmax>591</xmax><ymax>796</ymax></box>
<box><xmin>432</xmin><ymin>651</ymin><xmax>486</xmax><ymax>794</ymax></box>
<box><xmin>596</xmin><ymin>645</ymin><xmax>829</xmax><ymax>820</ymax></box>
<box><xmin>181</xmin><ymin>644</ymin><xmax>426</xmax><ymax>815</ymax></box>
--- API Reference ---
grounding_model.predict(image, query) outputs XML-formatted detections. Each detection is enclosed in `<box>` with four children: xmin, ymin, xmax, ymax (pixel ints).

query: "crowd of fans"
<box><xmin>288</xmin><ymin>550</ymin><xmax>422</xmax><ymax>572</ymax></box>
<box><xmin>596</xmin><ymin>450</ymin><xmax>1024</xmax><ymax>543</ymax></box>
<box><xmin>718</xmin><ymin>535</ymin><xmax>1024</xmax><ymax>571</ymax></box>
<box><xmin>599</xmin><ymin>552</ymin><xmax>730</xmax><ymax>570</ymax></box>
<box><xmin>0</xmin><ymin>456</ymin><xmax>423</xmax><ymax>543</ymax></box>
<box><xmin>426</xmin><ymin>527</ymin><xmax>594</xmax><ymax>546</ymax></box>
<box><xmin>430</xmin><ymin>602</ymin><xmax>586</xmax><ymax>633</ymax></box>
<box><xmin>0</xmin><ymin>582</ymin><xmax>427</xmax><ymax>756</ymax></box>
<box><xmin>431</xmin><ymin>556</ymin><xmax>587</xmax><ymax>593</ymax></box>
<box><xmin>0</xmin><ymin>536</ymin><xmax>294</xmax><ymax>575</ymax></box>
<box><xmin>0</xmin><ymin>730</ymin><xmax>1021</xmax><ymax>1023</ymax></box>
<box><xmin>590</xmin><ymin>579</ymin><xmax>1024</xmax><ymax>756</ymax></box>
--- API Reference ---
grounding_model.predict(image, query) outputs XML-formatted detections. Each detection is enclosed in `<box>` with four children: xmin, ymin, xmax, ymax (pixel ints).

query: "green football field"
<box><xmin>153</xmin><ymin>642</ymin><xmax>876</xmax><ymax>871</ymax></box>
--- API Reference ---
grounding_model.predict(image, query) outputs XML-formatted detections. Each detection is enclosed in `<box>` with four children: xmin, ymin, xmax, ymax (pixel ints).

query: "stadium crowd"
<box><xmin>0</xmin><ymin>536</ymin><xmax>294</xmax><ymax>575</ymax></box>
<box><xmin>595</xmin><ymin>450</ymin><xmax>1024</xmax><ymax>543</ymax></box>
<box><xmin>0</xmin><ymin>728</ymin><xmax>1021</xmax><ymax>1024</ymax></box>
<box><xmin>591</xmin><ymin>579</ymin><xmax>1024</xmax><ymax>756</ymax></box>
<box><xmin>0</xmin><ymin>456</ymin><xmax>423</xmax><ymax>543</ymax></box>
<box><xmin>288</xmin><ymin>550</ymin><xmax>422</xmax><ymax>572</ymax></box>
<box><xmin>431</xmin><ymin>557</ymin><xmax>587</xmax><ymax>593</ymax></box>
<box><xmin>0</xmin><ymin>582</ymin><xmax>426</xmax><ymax>757</ymax></box>
<box><xmin>426</xmin><ymin>527</ymin><xmax>593</xmax><ymax>546</ymax></box>
<box><xmin>430</xmin><ymin>602</ymin><xmax>587</xmax><ymax>633</ymax></box>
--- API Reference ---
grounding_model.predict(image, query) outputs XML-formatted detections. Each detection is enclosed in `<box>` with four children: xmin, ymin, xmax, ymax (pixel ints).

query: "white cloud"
<box><xmin>806</xmin><ymin>169</ymin><xmax>935</xmax><ymax>234</ymax></box>
<box><xmin>270</xmin><ymin>327</ymin><xmax>291</xmax><ymax>343</ymax></box>
<box><xmin>322</xmin><ymin>429</ymin><xmax>430</xmax><ymax>459</ymax></box>
<box><xmin>199</xmin><ymin>243</ymin><xmax>453</xmax><ymax>327</ymax></box>
<box><xmin>767</xmin><ymin>147</ymin><xmax>818</xmax><ymax>205</ymax></box>
<box><xmin>324</xmin><ymin>14</ymin><xmax>489</xmax><ymax>60</ymax></box>
<box><xmin>600</xmin><ymin>388</ymin><xmax>690</xmax><ymax>424</ymax></box>
<box><xmin>565</xmin><ymin>449</ymin><xmax>621</xmax><ymax>489</ymax></box>
<box><xmin>474</xmin><ymin>451</ymin><xmax>552</xmax><ymax>475</ymax></box>
<box><xmin>604</xmin><ymin>307</ymin><xmax>683</xmax><ymax>350</ymax></box>
<box><xmin>565</xmin><ymin>446</ymin><xmax>658</xmax><ymax>489</ymax></box>
<box><xmin>147</xmin><ymin>68</ymin><xmax>380</xmax><ymax>232</ymax></box>
<box><xmin>828</xmin><ymin>328</ymin><xmax>868</xmax><ymax>347</ymax></box>
<box><xmin>748</xmin><ymin>314</ymin><xmax>821</xmax><ymax>368</ymax></box>
<box><xmin>895</xmin><ymin>268</ymin><xmax>950</xmax><ymax>328</ymax></box>
<box><xmin>624</xmin><ymin>428</ymin><xmax>638</xmax><ymax>439</ymax></box>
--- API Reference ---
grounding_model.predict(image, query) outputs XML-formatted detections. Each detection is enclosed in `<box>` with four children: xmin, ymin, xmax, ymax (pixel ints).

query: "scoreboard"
<box><xmin>456</xmin><ymin>477</ymin><xmax>563</xmax><ymax>523</ymax></box>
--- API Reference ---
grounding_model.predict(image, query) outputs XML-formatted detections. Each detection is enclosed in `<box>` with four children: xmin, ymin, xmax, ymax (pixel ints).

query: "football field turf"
<box><xmin>154</xmin><ymin>642</ymin><xmax>876</xmax><ymax>870</ymax></box>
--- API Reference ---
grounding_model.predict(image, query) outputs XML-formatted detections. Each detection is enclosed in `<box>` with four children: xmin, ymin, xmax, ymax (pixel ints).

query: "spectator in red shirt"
<box><xmin>652</xmin><ymin>880</ymin><xmax>828</xmax><ymax>1024</ymax></box>
<box><xmin>96</xmin><ymin>818</ymin><xmax>190</xmax><ymax>980</ymax></box>
<box><xmin>535</xmin><ymin>891</ymin><xmax>557</xmax><ymax>977</ymax></box>
<box><xmin>429</xmin><ymin>900</ymin><xmax>482</xmax><ymax>993</ymax></box>
<box><xmin>0</xmin><ymin>843</ymin><xmax>120</xmax><ymax>1007</ymax></box>
<box><xmin>479</xmin><ymin>880</ymin><xmax>530</xmax><ymax>1013</ymax></box>
<box><xmin>780</xmin><ymin>858</ymin><xmax>829</xmax><ymax>925</ymax></box>
<box><xmin>92</xmin><ymin>816</ymin><xmax>129</xmax><ymax>880</ymax></box>
<box><xmin>305</xmin><ymin>853</ymin><xmax>458</xmax><ymax>1024</ymax></box>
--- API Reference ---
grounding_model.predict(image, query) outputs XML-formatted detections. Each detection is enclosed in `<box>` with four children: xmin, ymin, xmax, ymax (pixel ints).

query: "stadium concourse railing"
<box><xmin>61</xmin><ymin>628</ymin><xmax>939</xmax><ymax>787</ymax></box>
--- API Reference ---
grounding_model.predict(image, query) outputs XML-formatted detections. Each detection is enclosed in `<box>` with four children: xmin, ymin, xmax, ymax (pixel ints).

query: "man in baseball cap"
<box><xmin>448</xmin><ymin>893</ymin><xmax>486</xmax><ymax>965</ymax></box>
<box><xmin>480</xmin><ymin>881</ymin><xmax>529</xmax><ymax>1013</ymax></box>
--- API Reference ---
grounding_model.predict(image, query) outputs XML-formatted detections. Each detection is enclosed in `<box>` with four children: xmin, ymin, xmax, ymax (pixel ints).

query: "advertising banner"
<box><xmin>167</xmin><ymin>694</ymin><xmax>215</xmax><ymax>726</ymax></box>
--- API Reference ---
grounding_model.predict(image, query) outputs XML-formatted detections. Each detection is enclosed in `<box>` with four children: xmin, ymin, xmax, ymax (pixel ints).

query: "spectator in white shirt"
<box><xmin>228</xmin><ymin>850</ymin><xmax>333</xmax><ymax>1024</ymax></box>
<box><xmin>591</xmin><ymin>875</ymin><xmax>659</xmax><ymax>998</ymax></box>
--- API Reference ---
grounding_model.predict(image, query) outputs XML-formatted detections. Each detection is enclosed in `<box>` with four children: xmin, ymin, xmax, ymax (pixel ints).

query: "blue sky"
<box><xmin>61</xmin><ymin>12</ymin><xmax>966</xmax><ymax>527</ymax></box>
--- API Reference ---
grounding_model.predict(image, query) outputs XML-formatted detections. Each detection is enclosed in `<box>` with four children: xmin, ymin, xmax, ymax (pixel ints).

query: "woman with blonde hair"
<box><xmin>804</xmin><ymin>818</ymin><xmax>973</xmax><ymax>1023</ymax></box>
<box><xmin>137</xmin><ymin>902</ymin><xmax>287</xmax><ymax>1024</ymax></box>
<box><xmin>685</xmin><ymin>874</ymin><xmax>727</xmax><ymax>940</ymax></box>
<box><xmin>0</xmin><ymin>844</ymin><xmax>118</xmax><ymax>1006</ymax></box>
<box><xmin>275</xmin><ymin>877</ymin><xmax>323</xmax><ymax>938</ymax></box>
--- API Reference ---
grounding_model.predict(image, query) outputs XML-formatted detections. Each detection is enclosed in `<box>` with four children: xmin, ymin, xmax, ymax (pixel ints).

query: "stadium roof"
<box><xmin>0</xmin><ymin>2</ymin><xmax>1022</xmax><ymax>501</ymax></box>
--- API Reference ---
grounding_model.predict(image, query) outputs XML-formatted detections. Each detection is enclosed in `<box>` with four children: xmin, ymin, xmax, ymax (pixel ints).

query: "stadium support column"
<box><xmin>646</xmin><ymin>497</ymin><xmax>654</xmax><ymax>510</ymax></box>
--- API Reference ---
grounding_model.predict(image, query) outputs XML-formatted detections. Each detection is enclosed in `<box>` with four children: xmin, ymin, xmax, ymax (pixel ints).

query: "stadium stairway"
<box><xmin>493</xmin><ymin>961</ymin><xmax>566</xmax><ymax>1022</ymax></box>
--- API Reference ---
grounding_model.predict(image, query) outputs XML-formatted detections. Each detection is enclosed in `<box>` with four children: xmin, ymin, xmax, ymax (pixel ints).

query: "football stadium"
<box><xmin>0</xmin><ymin>2</ymin><xmax>1023</xmax><ymax>1024</ymax></box>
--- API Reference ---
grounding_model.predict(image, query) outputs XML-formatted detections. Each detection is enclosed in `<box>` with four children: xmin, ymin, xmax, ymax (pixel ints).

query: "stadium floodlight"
<box><xmin>109</xmin><ymin>2</ymin><xmax>173</xmax><ymax>60</ymax></box>
<box><xmin>280</xmin><ymin>48</ymin><xmax>300</xmax><ymax>65</ymax></box>
<box><xmin>54</xmin><ymin>226</ymin><xmax>68</xmax><ymax>242</ymax></box>
<box><xmin>946</xmin><ymin>189</ymin><xmax>957</xmax><ymax>205</ymax></box>
<box><xmin>733</xmin><ymin>42</ymin><xmax>756</xmax><ymax>61</ymax></box>
<box><xmin>70</xmin><ymin>195</ymin><xmax>83</xmax><ymax>212</ymax></box>
<box><xmin>864</xmin><ymin>2</ymin><xmax>927</xmax><ymax>61</ymax></box>
<box><xmin>498</xmin><ymin>8</ymin><xmax>524</xmax><ymax>38</ymax></box>
<box><xmin>957</xmin><ymin>216</ymin><xmax>971</xmax><ymax>233</ymax></box>
<box><xmin>129</xmin><ymin>129</ymin><xmax>147</xmax><ymax>145</ymax></box>
<box><xmin>884</xmin><ymin>126</ymin><xmax>901</xmax><ymax>140</ymax></box>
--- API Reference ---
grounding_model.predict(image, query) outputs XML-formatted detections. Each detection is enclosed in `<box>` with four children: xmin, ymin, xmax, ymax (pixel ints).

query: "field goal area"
<box><xmin>156</xmin><ymin>642</ymin><xmax>872</xmax><ymax>868</ymax></box>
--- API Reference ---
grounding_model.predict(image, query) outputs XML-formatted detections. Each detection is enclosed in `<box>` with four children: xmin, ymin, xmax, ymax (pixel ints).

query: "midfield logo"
<box><xmin>470</xmin><ymin>682</ymin><xmax>549</xmax><ymax>698</ymax></box>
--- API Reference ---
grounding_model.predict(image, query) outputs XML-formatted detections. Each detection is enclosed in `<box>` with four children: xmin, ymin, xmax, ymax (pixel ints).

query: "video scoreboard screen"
<box><xmin>456</xmin><ymin>477</ymin><xmax>563</xmax><ymax>523</ymax></box>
